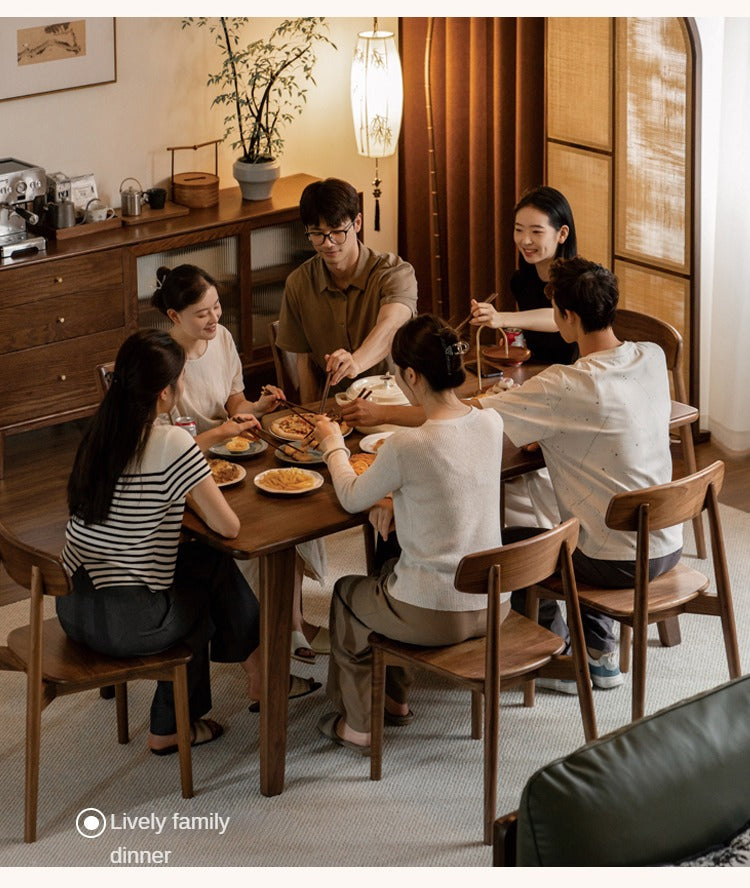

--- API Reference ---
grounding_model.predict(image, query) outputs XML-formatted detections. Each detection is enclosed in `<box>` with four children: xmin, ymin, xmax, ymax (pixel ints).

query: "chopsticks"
<box><xmin>232</xmin><ymin>419</ymin><xmax>280</xmax><ymax>450</ymax></box>
<box><xmin>454</xmin><ymin>292</ymin><xmax>499</xmax><ymax>336</ymax></box>
<box><xmin>318</xmin><ymin>370</ymin><xmax>333</xmax><ymax>413</ymax></box>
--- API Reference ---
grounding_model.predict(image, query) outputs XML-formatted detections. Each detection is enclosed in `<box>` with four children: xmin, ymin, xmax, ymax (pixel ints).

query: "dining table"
<box><xmin>180</xmin><ymin>362</ymin><xmax>546</xmax><ymax>797</ymax></box>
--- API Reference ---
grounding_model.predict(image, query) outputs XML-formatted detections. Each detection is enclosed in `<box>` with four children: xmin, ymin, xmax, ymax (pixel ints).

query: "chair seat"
<box><xmin>370</xmin><ymin>610</ymin><xmax>566</xmax><ymax>685</ymax></box>
<box><xmin>8</xmin><ymin>619</ymin><xmax>192</xmax><ymax>688</ymax></box>
<box><xmin>669</xmin><ymin>400</ymin><xmax>699</xmax><ymax>430</ymax></box>
<box><xmin>543</xmin><ymin>562</ymin><xmax>709</xmax><ymax>620</ymax></box>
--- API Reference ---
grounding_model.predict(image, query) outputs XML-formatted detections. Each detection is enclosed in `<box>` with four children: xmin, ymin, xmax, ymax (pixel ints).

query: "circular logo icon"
<box><xmin>75</xmin><ymin>807</ymin><xmax>107</xmax><ymax>838</ymax></box>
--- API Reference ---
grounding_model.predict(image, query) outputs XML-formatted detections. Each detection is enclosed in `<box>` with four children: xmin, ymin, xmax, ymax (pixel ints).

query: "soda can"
<box><xmin>175</xmin><ymin>415</ymin><xmax>197</xmax><ymax>437</ymax></box>
<box><xmin>504</xmin><ymin>327</ymin><xmax>526</xmax><ymax>349</ymax></box>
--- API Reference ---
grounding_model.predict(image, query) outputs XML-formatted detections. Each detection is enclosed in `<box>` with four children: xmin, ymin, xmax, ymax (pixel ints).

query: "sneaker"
<box><xmin>588</xmin><ymin>649</ymin><xmax>624</xmax><ymax>689</ymax></box>
<box><xmin>535</xmin><ymin>677</ymin><xmax>579</xmax><ymax>695</ymax></box>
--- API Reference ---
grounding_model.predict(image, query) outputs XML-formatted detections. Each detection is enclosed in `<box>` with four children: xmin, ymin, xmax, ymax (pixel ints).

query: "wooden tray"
<box><xmin>28</xmin><ymin>215</ymin><xmax>123</xmax><ymax>241</ymax></box>
<box><xmin>120</xmin><ymin>200</ymin><xmax>190</xmax><ymax>226</ymax></box>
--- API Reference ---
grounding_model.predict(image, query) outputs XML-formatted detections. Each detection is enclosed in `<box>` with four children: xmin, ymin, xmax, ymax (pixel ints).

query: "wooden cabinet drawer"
<box><xmin>0</xmin><ymin>329</ymin><xmax>128</xmax><ymax>427</ymax></box>
<box><xmin>0</xmin><ymin>250</ymin><xmax>122</xmax><ymax>308</ymax></box>
<box><xmin>0</xmin><ymin>290</ymin><xmax>125</xmax><ymax>353</ymax></box>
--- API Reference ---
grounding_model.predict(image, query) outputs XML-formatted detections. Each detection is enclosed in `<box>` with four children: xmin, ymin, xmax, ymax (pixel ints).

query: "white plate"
<box><xmin>359</xmin><ymin>431</ymin><xmax>394</xmax><ymax>454</ymax></box>
<box><xmin>209</xmin><ymin>463</ymin><xmax>247</xmax><ymax>488</ymax></box>
<box><xmin>254</xmin><ymin>468</ymin><xmax>324</xmax><ymax>496</ymax></box>
<box><xmin>274</xmin><ymin>443</ymin><xmax>325</xmax><ymax>465</ymax></box>
<box><xmin>209</xmin><ymin>439</ymin><xmax>268</xmax><ymax>459</ymax></box>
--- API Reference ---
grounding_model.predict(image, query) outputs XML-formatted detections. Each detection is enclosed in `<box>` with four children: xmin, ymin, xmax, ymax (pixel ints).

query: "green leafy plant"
<box><xmin>183</xmin><ymin>17</ymin><xmax>336</xmax><ymax>164</ymax></box>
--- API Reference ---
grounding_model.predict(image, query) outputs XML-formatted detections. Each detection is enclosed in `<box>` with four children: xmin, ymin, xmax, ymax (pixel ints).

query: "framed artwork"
<box><xmin>0</xmin><ymin>18</ymin><xmax>116</xmax><ymax>102</ymax></box>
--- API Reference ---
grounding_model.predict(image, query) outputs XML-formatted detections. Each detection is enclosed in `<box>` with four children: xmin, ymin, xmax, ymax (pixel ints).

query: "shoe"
<box><xmin>317</xmin><ymin>711</ymin><xmax>371</xmax><ymax>756</ymax></box>
<box><xmin>248</xmin><ymin>674</ymin><xmax>322</xmax><ymax>712</ymax></box>
<box><xmin>309</xmin><ymin>625</ymin><xmax>330</xmax><ymax>655</ymax></box>
<box><xmin>291</xmin><ymin>630</ymin><xmax>315</xmax><ymax>663</ymax></box>
<box><xmin>384</xmin><ymin>707</ymin><xmax>414</xmax><ymax>726</ymax></box>
<box><xmin>536</xmin><ymin>677</ymin><xmax>579</xmax><ymax>695</ymax></box>
<box><xmin>150</xmin><ymin>718</ymin><xmax>224</xmax><ymax>756</ymax></box>
<box><xmin>588</xmin><ymin>649</ymin><xmax>624</xmax><ymax>689</ymax></box>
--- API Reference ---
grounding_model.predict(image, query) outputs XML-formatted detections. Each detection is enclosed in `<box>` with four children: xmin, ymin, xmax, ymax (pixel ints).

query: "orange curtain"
<box><xmin>398</xmin><ymin>18</ymin><xmax>544</xmax><ymax>322</ymax></box>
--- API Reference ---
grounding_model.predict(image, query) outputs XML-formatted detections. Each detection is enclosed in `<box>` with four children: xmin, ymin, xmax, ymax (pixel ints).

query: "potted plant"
<box><xmin>183</xmin><ymin>17</ymin><xmax>336</xmax><ymax>200</ymax></box>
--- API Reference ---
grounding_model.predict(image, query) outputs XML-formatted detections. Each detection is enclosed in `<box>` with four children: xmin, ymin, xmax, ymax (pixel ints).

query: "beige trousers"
<box><xmin>327</xmin><ymin>560</ymin><xmax>489</xmax><ymax>733</ymax></box>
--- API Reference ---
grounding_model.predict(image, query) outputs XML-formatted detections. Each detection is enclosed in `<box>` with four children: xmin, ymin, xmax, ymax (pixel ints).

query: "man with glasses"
<box><xmin>277</xmin><ymin>178</ymin><xmax>418</xmax><ymax>401</ymax></box>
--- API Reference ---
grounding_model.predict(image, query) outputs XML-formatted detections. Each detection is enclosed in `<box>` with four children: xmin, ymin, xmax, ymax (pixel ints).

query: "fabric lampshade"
<box><xmin>350</xmin><ymin>29</ymin><xmax>403</xmax><ymax>158</ymax></box>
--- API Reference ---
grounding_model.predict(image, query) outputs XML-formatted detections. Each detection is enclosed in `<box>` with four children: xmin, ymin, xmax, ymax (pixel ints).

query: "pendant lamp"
<box><xmin>350</xmin><ymin>19</ymin><xmax>403</xmax><ymax>230</ymax></box>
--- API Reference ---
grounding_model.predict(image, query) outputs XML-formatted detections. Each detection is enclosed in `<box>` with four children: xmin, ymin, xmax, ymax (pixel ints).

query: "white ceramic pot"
<box><xmin>232</xmin><ymin>158</ymin><xmax>281</xmax><ymax>201</ymax></box>
<box><xmin>337</xmin><ymin>373</ymin><xmax>411</xmax><ymax>435</ymax></box>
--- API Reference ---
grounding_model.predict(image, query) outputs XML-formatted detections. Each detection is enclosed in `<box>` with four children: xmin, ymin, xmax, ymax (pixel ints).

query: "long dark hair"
<box><xmin>514</xmin><ymin>185</ymin><xmax>578</xmax><ymax>261</ymax></box>
<box><xmin>391</xmin><ymin>314</ymin><xmax>467</xmax><ymax>393</ymax></box>
<box><xmin>151</xmin><ymin>264</ymin><xmax>218</xmax><ymax>316</ymax></box>
<box><xmin>68</xmin><ymin>329</ymin><xmax>186</xmax><ymax>525</ymax></box>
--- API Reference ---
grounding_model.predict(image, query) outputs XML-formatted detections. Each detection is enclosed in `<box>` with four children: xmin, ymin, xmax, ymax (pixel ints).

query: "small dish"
<box><xmin>209</xmin><ymin>439</ymin><xmax>268</xmax><ymax>459</ymax></box>
<box><xmin>254</xmin><ymin>468</ymin><xmax>324</xmax><ymax>496</ymax></box>
<box><xmin>359</xmin><ymin>431</ymin><xmax>394</xmax><ymax>454</ymax></box>
<box><xmin>208</xmin><ymin>462</ymin><xmax>247</xmax><ymax>488</ymax></box>
<box><xmin>274</xmin><ymin>443</ymin><xmax>325</xmax><ymax>465</ymax></box>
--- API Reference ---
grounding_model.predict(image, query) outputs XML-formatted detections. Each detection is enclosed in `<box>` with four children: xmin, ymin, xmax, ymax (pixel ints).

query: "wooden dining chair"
<box><xmin>613</xmin><ymin>308</ymin><xmax>706</xmax><ymax>558</ymax></box>
<box><xmin>0</xmin><ymin>519</ymin><xmax>195</xmax><ymax>843</ymax></box>
<box><xmin>368</xmin><ymin>518</ymin><xmax>597</xmax><ymax>845</ymax></box>
<box><xmin>531</xmin><ymin>461</ymin><xmax>740</xmax><ymax>723</ymax></box>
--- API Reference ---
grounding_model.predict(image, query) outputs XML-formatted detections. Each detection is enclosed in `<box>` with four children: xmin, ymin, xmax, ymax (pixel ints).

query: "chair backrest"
<box><xmin>454</xmin><ymin>518</ymin><xmax>580</xmax><ymax>595</ymax></box>
<box><xmin>613</xmin><ymin>308</ymin><xmax>687</xmax><ymax>402</ymax></box>
<box><xmin>605</xmin><ymin>460</ymin><xmax>724</xmax><ymax>533</ymax></box>
<box><xmin>268</xmin><ymin>320</ymin><xmax>301</xmax><ymax>403</ymax></box>
<box><xmin>0</xmin><ymin>519</ymin><xmax>70</xmax><ymax>598</ymax></box>
<box><xmin>95</xmin><ymin>362</ymin><xmax>115</xmax><ymax>399</ymax></box>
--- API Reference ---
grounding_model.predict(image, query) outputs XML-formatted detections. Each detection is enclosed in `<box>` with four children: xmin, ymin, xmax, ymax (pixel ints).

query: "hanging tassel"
<box><xmin>372</xmin><ymin>166</ymin><xmax>382</xmax><ymax>232</ymax></box>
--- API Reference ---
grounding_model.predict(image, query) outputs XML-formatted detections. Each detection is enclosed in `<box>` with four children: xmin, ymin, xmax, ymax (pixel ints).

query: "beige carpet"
<box><xmin>0</xmin><ymin>508</ymin><xmax>748</xmax><ymax>867</ymax></box>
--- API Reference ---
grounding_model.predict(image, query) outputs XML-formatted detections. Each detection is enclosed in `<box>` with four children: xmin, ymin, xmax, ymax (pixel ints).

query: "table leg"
<box><xmin>258</xmin><ymin>547</ymin><xmax>296</xmax><ymax>796</ymax></box>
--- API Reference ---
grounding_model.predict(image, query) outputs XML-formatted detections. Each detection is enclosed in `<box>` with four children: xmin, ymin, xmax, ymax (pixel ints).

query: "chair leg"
<box><xmin>24</xmin><ymin>675</ymin><xmax>43</xmax><ymax>843</ymax></box>
<box><xmin>657</xmin><ymin>617</ymin><xmax>682</xmax><ymax>647</ymax></box>
<box><xmin>362</xmin><ymin>524</ymin><xmax>375</xmax><ymax>575</ymax></box>
<box><xmin>631</xmin><ymin>620</ymin><xmax>647</xmax><ymax>721</ymax></box>
<box><xmin>370</xmin><ymin>647</ymin><xmax>386</xmax><ymax>781</ymax></box>
<box><xmin>619</xmin><ymin>624</ymin><xmax>632</xmax><ymax>674</ymax></box>
<box><xmin>523</xmin><ymin>589</ymin><xmax>539</xmax><ymax>708</ymax></box>
<box><xmin>471</xmin><ymin>690</ymin><xmax>483</xmax><ymax>739</ymax></box>
<box><xmin>115</xmin><ymin>683</ymin><xmax>129</xmax><ymax>744</ymax></box>
<box><xmin>679</xmin><ymin>426</ymin><xmax>707</xmax><ymax>558</ymax></box>
<box><xmin>483</xmin><ymin>684</ymin><xmax>499</xmax><ymax>845</ymax></box>
<box><xmin>173</xmin><ymin>665</ymin><xmax>194</xmax><ymax>799</ymax></box>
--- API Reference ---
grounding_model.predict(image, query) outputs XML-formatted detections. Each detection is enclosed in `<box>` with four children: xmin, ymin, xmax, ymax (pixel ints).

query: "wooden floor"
<box><xmin>1</xmin><ymin>419</ymin><xmax>748</xmax><ymax>604</ymax></box>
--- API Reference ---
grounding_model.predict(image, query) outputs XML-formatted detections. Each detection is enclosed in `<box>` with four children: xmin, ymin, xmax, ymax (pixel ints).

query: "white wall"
<box><xmin>0</xmin><ymin>17</ymin><xmax>400</xmax><ymax>254</ymax></box>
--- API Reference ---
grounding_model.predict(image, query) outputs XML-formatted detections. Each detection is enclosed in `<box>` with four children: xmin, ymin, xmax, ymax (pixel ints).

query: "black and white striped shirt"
<box><xmin>63</xmin><ymin>424</ymin><xmax>211</xmax><ymax>590</ymax></box>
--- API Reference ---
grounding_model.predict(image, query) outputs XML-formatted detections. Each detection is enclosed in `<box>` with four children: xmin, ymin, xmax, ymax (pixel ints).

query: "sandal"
<box><xmin>384</xmin><ymin>707</ymin><xmax>415</xmax><ymax>727</ymax></box>
<box><xmin>309</xmin><ymin>625</ymin><xmax>331</xmax><ymax>655</ymax></box>
<box><xmin>150</xmin><ymin>717</ymin><xmax>224</xmax><ymax>756</ymax></box>
<box><xmin>248</xmin><ymin>674</ymin><xmax>321</xmax><ymax>712</ymax></box>
<box><xmin>291</xmin><ymin>629</ymin><xmax>315</xmax><ymax>663</ymax></box>
<box><xmin>317</xmin><ymin>711</ymin><xmax>371</xmax><ymax>756</ymax></box>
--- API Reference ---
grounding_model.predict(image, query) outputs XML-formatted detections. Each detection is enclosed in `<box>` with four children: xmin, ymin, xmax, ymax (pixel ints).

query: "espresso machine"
<box><xmin>0</xmin><ymin>157</ymin><xmax>47</xmax><ymax>261</ymax></box>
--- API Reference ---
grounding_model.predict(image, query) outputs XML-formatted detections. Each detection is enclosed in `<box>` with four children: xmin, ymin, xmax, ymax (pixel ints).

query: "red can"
<box><xmin>175</xmin><ymin>415</ymin><xmax>197</xmax><ymax>437</ymax></box>
<box><xmin>504</xmin><ymin>327</ymin><xmax>526</xmax><ymax>349</ymax></box>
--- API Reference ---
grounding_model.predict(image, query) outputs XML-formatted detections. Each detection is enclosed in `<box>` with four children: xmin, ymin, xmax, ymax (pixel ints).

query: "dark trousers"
<box><xmin>57</xmin><ymin>540</ymin><xmax>260</xmax><ymax>734</ymax></box>
<box><xmin>503</xmin><ymin>525</ymin><xmax>682</xmax><ymax>653</ymax></box>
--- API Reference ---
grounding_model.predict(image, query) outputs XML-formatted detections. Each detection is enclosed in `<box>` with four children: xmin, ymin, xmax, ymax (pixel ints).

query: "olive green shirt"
<box><xmin>277</xmin><ymin>242</ymin><xmax>418</xmax><ymax>390</ymax></box>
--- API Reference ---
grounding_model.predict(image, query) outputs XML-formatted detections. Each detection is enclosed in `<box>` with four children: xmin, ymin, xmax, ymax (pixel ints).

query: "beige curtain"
<box><xmin>398</xmin><ymin>17</ymin><xmax>545</xmax><ymax>323</ymax></box>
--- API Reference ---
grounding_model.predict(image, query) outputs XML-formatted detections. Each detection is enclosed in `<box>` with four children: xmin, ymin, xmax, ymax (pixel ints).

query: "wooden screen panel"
<box><xmin>546</xmin><ymin>18</ymin><xmax>613</xmax><ymax>151</ymax></box>
<box><xmin>615</xmin><ymin>259</ymin><xmax>691</xmax><ymax>398</ymax></box>
<box><xmin>548</xmin><ymin>143</ymin><xmax>611</xmax><ymax>268</ymax></box>
<box><xmin>615</xmin><ymin>18</ymin><xmax>692</xmax><ymax>274</ymax></box>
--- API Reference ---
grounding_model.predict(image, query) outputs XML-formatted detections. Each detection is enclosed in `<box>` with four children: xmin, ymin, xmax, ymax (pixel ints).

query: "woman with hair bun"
<box><xmin>312</xmin><ymin>314</ymin><xmax>507</xmax><ymax>754</ymax></box>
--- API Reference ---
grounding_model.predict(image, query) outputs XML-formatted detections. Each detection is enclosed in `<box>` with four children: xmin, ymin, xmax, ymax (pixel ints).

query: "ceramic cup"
<box><xmin>144</xmin><ymin>187</ymin><xmax>167</xmax><ymax>210</ymax></box>
<box><xmin>85</xmin><ymin>198</ymin><xmax>116</xmax><ymax>223</ymax></box>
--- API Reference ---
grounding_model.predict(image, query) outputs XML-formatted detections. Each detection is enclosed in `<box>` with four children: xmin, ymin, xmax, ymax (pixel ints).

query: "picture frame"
<box><xmin>0</xmin><ymin>18</ymin><xmax>116</xmax><ymax>103</ymax></box>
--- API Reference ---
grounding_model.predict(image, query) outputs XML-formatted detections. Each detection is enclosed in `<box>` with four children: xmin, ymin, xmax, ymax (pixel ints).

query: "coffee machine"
<box><xmin>0</xmin><ymin>158</ymin><xmax>47</xmax><ymax>261</ymax></box>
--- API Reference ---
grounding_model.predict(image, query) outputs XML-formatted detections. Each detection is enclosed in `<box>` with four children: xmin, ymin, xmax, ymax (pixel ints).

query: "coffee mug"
<box><xmin>85</xmin><ymin>198</ymin><xmax>115</xmax><ymax>223</ymax></box>
<box><xmin>144</xmin><ymin>187</ymin><xmax>167</xmax><ymax>210</ymax></box>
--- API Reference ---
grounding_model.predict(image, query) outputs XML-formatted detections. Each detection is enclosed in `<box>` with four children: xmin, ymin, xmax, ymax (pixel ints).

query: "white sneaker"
<box><xmin>535</xmin><ymin>677</ymin><xmax>580</xmax><ymax>695</ymax></box>
<box><xmin>588</xmin><ymin>649</ymin><xmax>624</xmax><ymax>689</ymax></box>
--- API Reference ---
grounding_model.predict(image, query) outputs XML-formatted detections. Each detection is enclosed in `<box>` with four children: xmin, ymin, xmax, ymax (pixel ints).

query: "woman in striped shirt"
<box><xmin>58</xmin><ymin>329</ymin><xmax>260</xmax><ymax>754</ymax></box>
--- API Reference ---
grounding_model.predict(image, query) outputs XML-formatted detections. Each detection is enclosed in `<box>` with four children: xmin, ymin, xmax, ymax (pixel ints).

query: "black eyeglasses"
<box><xmin>305</xmin><ymin>222</ymin><xmax>354</xmax><ymax>246</ymax></box>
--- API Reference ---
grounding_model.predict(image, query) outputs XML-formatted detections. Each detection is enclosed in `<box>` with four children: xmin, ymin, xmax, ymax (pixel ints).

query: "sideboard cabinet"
<box><xmin>0</xmin><ymin>173</ymin><xmax>317</xmax><ymax>477</ymax></box>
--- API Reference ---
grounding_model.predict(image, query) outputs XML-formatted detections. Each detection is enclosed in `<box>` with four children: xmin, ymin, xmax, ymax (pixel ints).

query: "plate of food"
<box><xmin>359</xmin><ymin>431</ymin><xmax>394</xmax><ymax>454</ymax></box>
<box><xmin>209</xmin><ymin>437</ymin><xmax>268</xmax><ymax>459</ymax></box>
<box><xmin>274</xmin><ymin>442</ymin><xmax>325</xmax><ymax>465</ymax></box>
<box><xmin>207</xmin><ymin>459</ymin><xmax>247</xmax><ymax>488</ymax></box>
<box><xmin>267</xmin><ymin>410</ymin><xmax>351</xmax><ymax>442</ymax></box>
<box><xmin>349</xmin><ymin>452</ymin><xmax>376</xmax><ymax>475</ymax></box>
<box><xmin>254</xmin><ymin>467</ymin><xmax>324</xmax><ymax>496</ymax></box>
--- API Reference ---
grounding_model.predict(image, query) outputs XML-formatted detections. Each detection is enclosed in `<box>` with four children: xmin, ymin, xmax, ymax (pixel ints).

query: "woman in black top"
<box><xmin>471</xmin><ymin>186</ymin><xmax>578</xmax><ymax>364</ymax></box>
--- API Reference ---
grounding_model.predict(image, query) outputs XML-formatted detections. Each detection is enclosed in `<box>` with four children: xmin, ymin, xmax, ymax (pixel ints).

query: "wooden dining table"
<box><xmin>180</xmin><ymin>365</ymin><xmax>545</xmax><ymax>797</ymax></box>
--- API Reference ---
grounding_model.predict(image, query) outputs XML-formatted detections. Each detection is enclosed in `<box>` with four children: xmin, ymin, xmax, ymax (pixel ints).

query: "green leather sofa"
<box><xmin>493</xmin><ymin>674</ymin><xmax>750</xmax><ymax>866</ymax></box>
